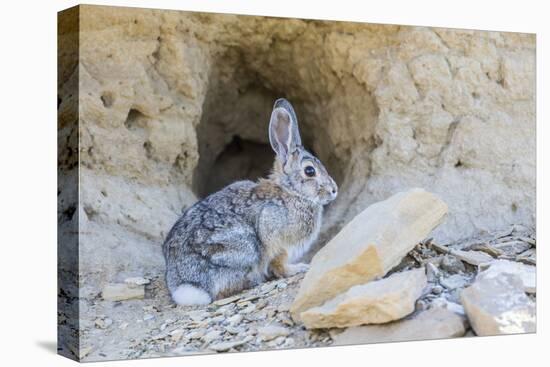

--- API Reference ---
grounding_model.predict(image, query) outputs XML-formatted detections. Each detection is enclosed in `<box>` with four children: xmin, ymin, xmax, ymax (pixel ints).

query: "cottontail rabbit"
<box><xmin>162</xmin><ymin>98</ymin><xmax>338</xmax><ymax>305</ymax></box>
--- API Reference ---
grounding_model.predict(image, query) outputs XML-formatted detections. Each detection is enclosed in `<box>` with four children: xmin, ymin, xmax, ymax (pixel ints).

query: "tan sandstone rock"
<box><xmin>291</xmin><ymin>189</ymin><xmax>447</xmax><ymax>321</ymax></box>
<box><xmin>102</xmin><ymin>283</ymin><xmax>145</xmax><ymax>301</ymax></box>
<box><xmin>331</xmin><ymin>307</ymin><xmax>466</xmax><ymax>345</ymax></box>
<box><xmin>461</xmin><ymin>273</ymin><xmax>536</xmax><ymax>336</ymax></box>
<box><xmin>301</xmin><ymin>268</ymin><xmax>427</xmax><ymax>329</ymax></box>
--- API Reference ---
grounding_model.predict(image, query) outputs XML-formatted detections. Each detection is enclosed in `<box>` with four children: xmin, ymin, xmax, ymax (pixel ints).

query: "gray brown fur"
<box><xmin>162</xmin><ymin>98</ymin><xmax>337</xmax><ymax>304</ymax></box>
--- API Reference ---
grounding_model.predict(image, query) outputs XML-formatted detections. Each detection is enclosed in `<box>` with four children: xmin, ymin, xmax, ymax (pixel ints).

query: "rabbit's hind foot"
<box><xmin>171</xmin><ymin>284</ymin><xmax>212</xmax><ymax>306</ymax></box>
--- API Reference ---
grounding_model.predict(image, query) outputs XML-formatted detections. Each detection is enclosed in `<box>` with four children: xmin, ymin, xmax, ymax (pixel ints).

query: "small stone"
<box><xmin>169</xmin><ymin>329</ymin><xmax>185</xmax><ymax>342</ymax></box>
<box><xmin>430</xmin><ymin>298</ymin><xmax>466</xmax><ymax>316</ymax></box>
<box><xmin>257</xmin><ymin>325</ymin><xmax>291</xmax><ymax>341</ymax></box>
<box><xmin>187</xmin><ymin>329</ymin><xmax>205</xmax><ymax>340</ymax></box>
<box><xmin>102</xmin><ymin>283</ymin><xmax>144</xmax><ymax>301</ymax></box>
<box><xmin>277</xmin><ymin>282</ymin><xmax>288</xmax><ymax>289</ymax></box>
<box><xmin>431</xmin><ymin>285</ymin><xmax>443</xmax><ymax>295</ymax></box>
<box><xmin>426</xmin><ymin>262</ymin><xmax>441</xmax><ymax>283</ymax></box>
<box><xmin>79</xmin><ymin>346</ymin><xmax>93</xmax><ymax>359</ymax></box>
<box><xmin>332</xmin><ymin>307</ymin><xmax>466</xmax><ymax>345</ymax></box>
<box><xmin>209</xmin><ymin>339</ymin><xmax>247</xmax><ymax>352</ymax></box>
<box><xmin>266</xmin><ymin>336</ymin><xmax>286</xmax><ymax>347</ymax></box>
<box><xmin>213</xmin><ymin>294</ymin><xmax>241</xmax><ymax>306</ymax></box>
<box><xmin>119</xmin><ymin>322</ymin><xmax>128</xmax><ymax>330</ymax></box>
<box><xmin>277</xmin><ymin>303</ymin><xmax>291</xmax><ymax>313</ymax></box>
<box><xmin>225</xmin><ymin>326</ymin><xmax>241</xmax><ymax>334</ymax></box>
<box><xmin>461</xmin><ymin>273</ymin><xmax>535</xmax><ymax>336</ymax></box>
<box><xmin>440</xmin><ymin>274</ymin><xmax>470</xmax><ymax>290</ymax></box>
<box><xmin>201</xmin><ymin>330</ymin><xmax>223</xmax><ymax>344</ymax></box>
<box><xmin>143</xmin><ymin>314</ymin><xmax>155</xmax><ymax>322</ymax></box>
<box><xmin>256</xmin><ymin>299</ymin><xmax>268</xmax><ymax>310</ymax></box>
<box><xmin>95</xmin><ymin>317</ymin><xmax>113</xmax><ymax>329</ymax></box>
<box><xmin>209</xmin><ymin>315</ymin><xmax>225</xmax><ymax>324</ymax></box>
<box><xmin>124</xmin><ymin>277</ymin><xmax>150</xmax><ymax>286</ymax></box>
<box><xmin>452</xmin><ymin>250</ymin><xmax>494</xmax><ymax>266</ymax></box>
<box><xmin>226</xmin><ymin>314</ymin><xmax>243</xmax><ymax>326</ymax></box>
<box><xmin>282</xmin><ymin>337</ymin><xmax>295</xmax><ymax>347</ymax></box>
<box><xmin>493</xmin><ymin>241</ymin><xmax>531</xmax><ymax>255</ymax></box>
<box><xmin>261</xmin><ymin>282</ymin><xmax>277</xmax><ymax>293</ymax></box>
<box><xmin>478</xmin><ymin>260</ymin><xmax>535</xmax><ymax>293</ymax></box>
<box><xmin>300</xmin><ymin>268</ymin><xmax>427</xmax><ymax>329</ymax></box>
<box><xmin>241</xmin><ymin>304</ymin><xmax>256</xmax><ymax>314</ymax></box>
<box><xmin>290</xmin><ymin>189</ymin><xmax>447</xmax><ymax>320</ymax></box>
<box><xmin>151</xmin><ymin>331</ymin><xmax>169</xmax><ymax>340</ymax></box>
<box><xmin>440</xmin><ymin>255</ymin><xmax>466</xmax><ymax>274</ymax></box>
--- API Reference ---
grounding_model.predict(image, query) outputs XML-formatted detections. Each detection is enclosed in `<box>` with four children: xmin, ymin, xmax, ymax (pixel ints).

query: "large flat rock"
<box><xmin>301</xmin><ymin>268</ymin><xmax>427</xmax><ymax>329</ymax></box>
<box><xmin>291</xmin><ymin>189</ymin><xmax>447</xmax><ymax>320</ymax></box>
<box><xmin>478</xmin><ymin>260</ymin><xmax>536</xmax><ymax>294</ymax></box>
<box><xmin>331</xmin><ymin>307</ymin><xmax>466</xmax><ymax>345</ymax></box>
<box><xmin>461</xmin><ymin>273</ymin><xmax>536</xmax><ymax>336</ymax></box>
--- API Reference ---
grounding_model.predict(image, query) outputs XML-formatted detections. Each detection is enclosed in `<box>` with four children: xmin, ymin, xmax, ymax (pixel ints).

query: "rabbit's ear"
<box><xmin>269</xmin><ymin>98</ymin><xmax>302</xmax><ymax>163</ymax></box>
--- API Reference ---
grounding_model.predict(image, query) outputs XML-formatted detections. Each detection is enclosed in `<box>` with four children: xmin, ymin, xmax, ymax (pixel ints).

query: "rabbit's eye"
<box><xmin>304</xmin><ymin>165</ymin><xmax>316</xmax><ymax>177</ymax></box>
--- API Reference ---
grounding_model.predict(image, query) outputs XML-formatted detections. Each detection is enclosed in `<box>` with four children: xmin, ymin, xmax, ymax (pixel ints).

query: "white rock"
<box><xmin>213</xmin><ymin>294</ymin><xmax>241</xmax><ymax>306</ymax></box>
<box><xmin>201</xmin><ymin>330</ymin><xmax>223</xmax><ymax>344</ymax></box>
<box><xmin>300</xmin><ymin>268</ymin><xmax>427</xmax><ymax>329</ymax></box>
<box><xmin>208</xmin><ymin>339</ymin><xmax>247</xmax><ymax>352</ymax></box>
<box><xmin>440</xmin><ymin>274</ymin><xmax>470</xmax><ymax>290</ymax></box>
<box><xmin>291</xmin><ymin>189</ymin><xmax>447</xmax><ymax>320</ymax></box>
<box><xmin>124</xmin><ymin>277</ymin><xmax>150</xmax><ymax>286</ymax></box>
<box><xmin>332</xmin><ymin>307</ymin><xmax>466</xmax><ymax>345</ymax></box>
<box><xmin>101</xmin><ymin>283</ymin><xmax>144</xmax><ymax>301</ymax></box>
<box><xmin>226</xmin><ymin>314</ymin><xmax>244</xmax><ymax>326</ymax></box>
<box><xmin>451</xmin><ymin>250</ymin><xmax>494</xmax><ymax>266</ymax></box>
<box><xmin>478</xmin><ymin>260</ymin><xmax>536</xmax><ymax>293</ymax></box>
<box><xmin>461</xmin><ymin>273</ymin><xmax>536</xmax><ymax>336</ymax></box>
<box><xmin>257</xmin><ymin>325</ymin><xmax>290</xmax><ymax>341</ymax></box>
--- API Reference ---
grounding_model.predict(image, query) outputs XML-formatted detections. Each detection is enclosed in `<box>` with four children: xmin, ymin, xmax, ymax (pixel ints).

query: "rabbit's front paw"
<box><xmin>286</xmin><ymin>262</ymin><xmax>310</xmax><ymax>276</ymax></box>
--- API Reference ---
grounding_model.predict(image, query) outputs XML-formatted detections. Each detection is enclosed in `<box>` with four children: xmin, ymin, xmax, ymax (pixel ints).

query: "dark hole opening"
<box><xmin>197</xmin><ymin>135</ymin><xmax>273</xmax><ymax>197</ymax></box>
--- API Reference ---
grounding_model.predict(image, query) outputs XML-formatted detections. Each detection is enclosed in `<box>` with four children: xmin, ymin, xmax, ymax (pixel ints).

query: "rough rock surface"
<box><xmin>291</xmin><ymin>189</ymin><xmax>446</xmax><ymax>319</ymax></box>
<box><xmin>461</xmin><ymin>273</ymin><xmax>536</xmax><ymax>336</ymax></box>
<box><xmin>331</xmin><ymin>307</ymin><xmax>466</xmax><ymax>345</ymax></box>
<box><xmin>300</xmin><ymin>268</ymin><xmax>427</xmax><ymax>329</ymax></box>
<box><xmin>478</xmin><ymin>260</ymin><xmax>536</xmax><ymax>293</ymax></box>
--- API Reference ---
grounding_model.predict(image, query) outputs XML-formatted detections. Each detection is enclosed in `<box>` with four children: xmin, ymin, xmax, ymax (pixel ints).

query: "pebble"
<box><xmin>431</xmin><ymin>285</ymin><xmax>443</xmax><ymax>295</ymax></box>
<box><xmin>170</xmin><ymin>329</ymin><xmax>185</xmax><ymax>342</ymax></box>
<box><xmin>260</xmin><ymin>283</ymin><xmax>277</xmax><ymax>293</ymax></box>
<box><xmin>187</xmin><ymin>330</ymin><xmax>205</xmax><ymax>340</ymax></box>
<box><xmin>213</xmin><ymin>294</ymin><xmax>241</xmax><ymax>306</ymax></box>
<box><xmin>209</xmin><ymin>339</ymin><xmax>247</xmax><ymax>352</ymax></box>
<box><xmin>209</xmin><ymin>315</ymin><xmax>225</xmax><ymax>324</ymax></box>
<box><xmin>226</xmin><ymin>314</ymin><xmax>243</xmax><ymax>326</ymax></box>
<box><xmin>201</xmin><ymin>330</ymin><xmax>223</xmax><ymax>344</ymax></box>
<box><xmin>241</xmin><ymin>304</ymin><xmax>257</xmax><ymax>314</ymax></box>
<box><xmin>143</xmin><ymin>314</ymin><xmax>155</xmax><ymax>321</ymax></box>
<box><xmin>95</xmin><ymin>317</ymin><xmax>113</xmax><ymax>329</ymax></box>
<box><xmin>440</xmin><ymin>274</ymin><xmax>470</xmax><ymax>290</ymax></box>
<box><xmin>124</xmin><ymin>277</ymin><xmax>150</xmax><ymax>286</ymax></box>
<box><xmin>426</xmin><ymin>262</ymin><xmax>441</xmax><ymax>282</ymax></box>
<box><xmin>440</xmin><ymin>255</ymin><xmax>466</xmax><ymax>274</ymax></box>
<box><xmin>277</xmin><ymin>282</ymin><xmax>288</xmax><ymax>289</ymax></box>
<box><xmin>266</xmin><ymin>336</ymin><xmax>286</xmax><ymax>347</ymax></box>
<box><xmin>257</xmin><ymin>325</ymin><xmax>290</xmax><ymax>341</ymax></box>
<box><xmin>225</xmin><ymin>326</ymin><xmax>242</xmax><ymax>334</ymax></box>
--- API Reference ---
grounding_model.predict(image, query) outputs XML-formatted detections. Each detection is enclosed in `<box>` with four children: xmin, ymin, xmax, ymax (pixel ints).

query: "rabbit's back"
<box><xmin>163</xmin><ymin>180</ymin><xmax>266</xmax><ymax>299</ymax></box>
